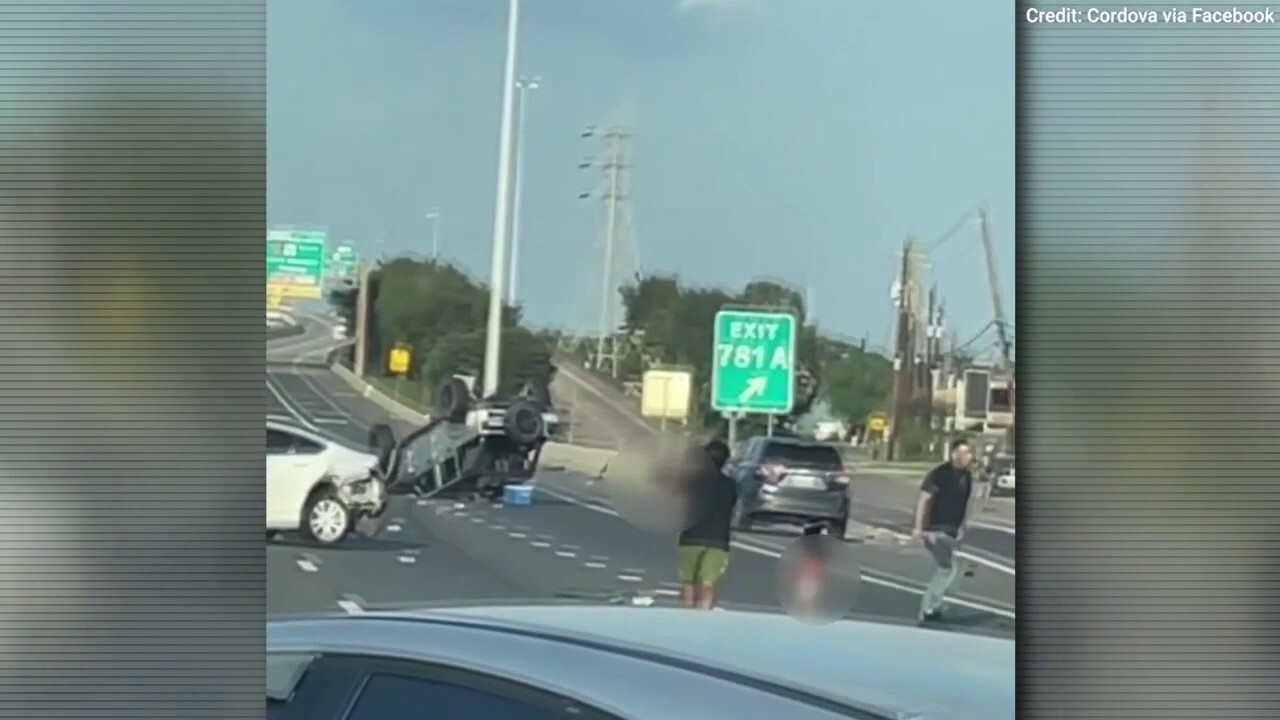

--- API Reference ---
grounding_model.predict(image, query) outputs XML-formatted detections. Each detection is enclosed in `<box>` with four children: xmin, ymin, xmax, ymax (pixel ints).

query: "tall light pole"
<box><xmin>425</xmin><ymin>208</ymin><xmax>441</xmax><ymax>260</ymax></box>
<box><xmin>482</xmin><ymin>0</ymin><xmax>521</xmax><ymax>398</ymax></box>
<box><xmin>508</xmin><ymin>76</ymin><xmax>539</xmax><ymax>305</ymax></box>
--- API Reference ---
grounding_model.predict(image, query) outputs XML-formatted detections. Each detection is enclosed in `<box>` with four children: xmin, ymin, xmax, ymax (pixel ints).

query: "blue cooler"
<box><xmin>503</xmin><ymin>483</ymin><xmax>534</xmax><ymax>507</ymax></box>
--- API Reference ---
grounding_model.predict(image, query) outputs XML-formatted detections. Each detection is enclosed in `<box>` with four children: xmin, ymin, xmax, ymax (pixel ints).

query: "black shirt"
<box><xmin>678</xmin><ymin>468</ymin><xmax>738</xmax><ymax>551</ymax></box>
<box><xmin>921</xmin><ymin>462</ymin><xmax>973</xmax><ymax>538</ymax></box>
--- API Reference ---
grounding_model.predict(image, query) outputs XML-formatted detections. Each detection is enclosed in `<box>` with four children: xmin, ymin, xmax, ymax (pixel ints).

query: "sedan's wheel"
<box><xmin>303</xmin><ymin>491</ymin><xmax>351</xmax><ymax>545</ymax></box>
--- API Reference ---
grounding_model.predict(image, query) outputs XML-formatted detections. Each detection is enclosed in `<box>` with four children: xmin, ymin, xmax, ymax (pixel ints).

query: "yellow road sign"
<box><xmin>868</xmin><ymin>416</ymin><xmax>886</xmax><ymax>432</ymax></box>
<box><xmin>388</xmin><ymin>344</ymin><xmax>412</xmax><ymax>375</ymax></box>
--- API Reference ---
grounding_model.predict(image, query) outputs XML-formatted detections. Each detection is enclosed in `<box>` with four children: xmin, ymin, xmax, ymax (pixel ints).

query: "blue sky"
<box><xmin>268</xmin><ymin>0</ymin><xmax>1014</xmax><ymax>353</ymax></box>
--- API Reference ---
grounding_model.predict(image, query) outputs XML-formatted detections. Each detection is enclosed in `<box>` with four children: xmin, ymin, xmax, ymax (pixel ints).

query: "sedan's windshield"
<box><xmin>265</xmin><ymin>0</ymin><xmax>1015</xmax><ymax>696</ymax></box>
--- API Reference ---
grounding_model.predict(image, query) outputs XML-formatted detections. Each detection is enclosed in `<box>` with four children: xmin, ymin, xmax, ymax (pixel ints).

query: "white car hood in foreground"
<box><xmin>421</xmin><ymin>606</ymin><xmax>1014</xmax><ymax>720</ymax></box>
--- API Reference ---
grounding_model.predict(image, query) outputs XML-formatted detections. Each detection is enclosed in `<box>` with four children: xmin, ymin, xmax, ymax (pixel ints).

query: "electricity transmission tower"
<box><xmin>563</xmin><ymin>106</ymin><xmax>640</xmax><ymax>378</ymax></box>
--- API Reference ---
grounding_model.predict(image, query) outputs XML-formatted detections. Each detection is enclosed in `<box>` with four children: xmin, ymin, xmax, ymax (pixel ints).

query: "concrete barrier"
<box><xmin>328</xmin><ymin>362</ymin><xmax>619</xmax><ymax>476</ymax></box>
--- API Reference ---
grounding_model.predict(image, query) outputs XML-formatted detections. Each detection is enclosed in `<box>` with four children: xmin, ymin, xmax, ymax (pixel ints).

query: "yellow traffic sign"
<box><xmin>388</xmin><ymin>344</ymin><xmax>412</xmax><ymax>375</ymax></box>
<box><xmin>868</xmin><ymin>417</ymin><xmax>886</xmax><ymax>432</ymax></box>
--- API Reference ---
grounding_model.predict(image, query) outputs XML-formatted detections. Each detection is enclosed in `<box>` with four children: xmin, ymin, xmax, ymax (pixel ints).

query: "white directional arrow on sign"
<box><xmin>738</xmin><ymin>376</ymin><xmax>768</xmax><ymax>404</ymax></box>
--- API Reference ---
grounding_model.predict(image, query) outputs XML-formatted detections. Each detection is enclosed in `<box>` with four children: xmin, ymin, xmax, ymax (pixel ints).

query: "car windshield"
<box><xmin>266</xmin><ymin>0</ymin><xmax>1014</xmax><ymax>695</ymax></box>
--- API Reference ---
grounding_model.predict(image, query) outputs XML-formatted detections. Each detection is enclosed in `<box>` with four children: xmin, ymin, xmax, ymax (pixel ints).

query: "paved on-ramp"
<box><xmin>551</xmin><ymin>352</ymin><xmax>1016</xmax><ymax>567</ymax></box>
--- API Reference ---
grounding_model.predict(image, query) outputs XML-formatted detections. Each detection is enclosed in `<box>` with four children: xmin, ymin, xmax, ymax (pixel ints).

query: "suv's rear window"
<box><xmin>762</xmin><ymin>442</ymin><xmax>843</xmax><ymax>469</ymax></box>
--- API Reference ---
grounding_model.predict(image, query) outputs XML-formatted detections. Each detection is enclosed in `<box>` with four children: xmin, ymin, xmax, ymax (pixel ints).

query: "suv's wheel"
<box><xmin>828</xmin><ymin>514</ymin><xmax>850</xmax><ymax>540</ymax></box>
<box><xmin>302</xmin><ymin>487</ymin><xmax>352</xmax><ymax>545</ymax></box>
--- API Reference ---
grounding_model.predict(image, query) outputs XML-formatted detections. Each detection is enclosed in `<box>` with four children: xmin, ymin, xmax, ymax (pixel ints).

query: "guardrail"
<box><xmin>328</xmin><ymin>362</ymin><xmax>618</xmax><ymax>476</ymax></box>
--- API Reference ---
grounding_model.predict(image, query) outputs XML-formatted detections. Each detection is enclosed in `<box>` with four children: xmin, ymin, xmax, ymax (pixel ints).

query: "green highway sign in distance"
<box><xmin>712</xmin><ymin>309</ymin><xmax>797</xmax><ymax>415</ymax></box>
<box><xmin>330</xmin><ymin>244</ymin><xmax>359</xmax><ymax>279</ymax></box>
<box><xmin>266</xmin><ymin>230</ymin><xmax>327</xmax><ymax>299</ymax></box>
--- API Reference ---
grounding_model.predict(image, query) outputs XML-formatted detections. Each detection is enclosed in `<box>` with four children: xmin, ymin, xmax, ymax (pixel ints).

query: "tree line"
<box><xmin>328</xmin><ymin>258</ymin><xmax>555</xmax><ymax>399</ymax></box>
<box><xmin>329</xmin><ymin>260</ymin><xmax>896</xmax><ymax>441</ymax></box>
<box><xmin>595</xmin><ymin>274</ymin><xmax>896</xmax><ymax>439</ymax></box>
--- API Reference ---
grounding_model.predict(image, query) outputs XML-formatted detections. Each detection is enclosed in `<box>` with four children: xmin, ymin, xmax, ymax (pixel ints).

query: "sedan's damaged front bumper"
<box><xmin>334</xmin><ymin>475</ymin><xmax>387</xmax><ymax>519</ymax></box>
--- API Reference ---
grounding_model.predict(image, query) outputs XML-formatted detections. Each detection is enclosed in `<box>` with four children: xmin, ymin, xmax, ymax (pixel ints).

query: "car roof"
<box><xmin>269</xmin><ymin>606</ymin><xmax>1013</xmax><ymax>720</ymax></box>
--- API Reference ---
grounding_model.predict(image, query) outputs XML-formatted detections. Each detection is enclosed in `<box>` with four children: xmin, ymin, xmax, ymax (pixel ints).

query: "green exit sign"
<box><xmin>711</xmin><ymin>309</ymin><xmax>797</xmax><ymax>415</ymax></box>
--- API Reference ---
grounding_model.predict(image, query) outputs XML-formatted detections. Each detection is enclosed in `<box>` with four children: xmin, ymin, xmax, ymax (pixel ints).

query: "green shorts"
<box><xmin>678</xmin><ymin>545</ymin><xmax>730</xmax><ymax>585</ymax></box>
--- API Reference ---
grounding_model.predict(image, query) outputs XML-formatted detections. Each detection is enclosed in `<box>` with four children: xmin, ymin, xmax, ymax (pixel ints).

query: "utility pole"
<box><xmin>977</xmin><ymin>206</ymin><xmax>1013</xmax><ymax>369</ymax></box>
<box><xmin>888</xmin><ymin>238</ymin><xmax>916</xmax><ymax>461</ymax></box>
<box><xmin>425</xmin><ymin>209</ymin><xmax>442</xmax><ymax>260</ymax></box>
<box><xmin>925</xmin><ymin>285</ymin><xmax>937</xmax><ymax>431</ymax></box>
<box><xmin>481</xmin><ymin>0</ymin><xmax>522</xmax><ymax>398</ymax></box>
<box><xmin>509</xmin><ymin>77</ymin><xmax>539</xmax><ymax>304</ymax></box>
<box><xmin>580</xmin><ymin>116</ymin><xmax>632</xmax><ymax>379</ymax></box>
<box><xmin>354</xmin><ymin>261</ymin><xmax>371</xmax><ymax>378</ymax></box>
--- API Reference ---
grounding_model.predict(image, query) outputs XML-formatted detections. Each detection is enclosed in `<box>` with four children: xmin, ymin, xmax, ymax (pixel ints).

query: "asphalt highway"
<box><xmin>552</xmin><ymin>352</ymin><xmax>1017</xmax><ymax>568</ymax></box>
<box><xmin>266</xmin><ymin>317</ymin><xmax>1014</xmax><ymax>636</ymax></box>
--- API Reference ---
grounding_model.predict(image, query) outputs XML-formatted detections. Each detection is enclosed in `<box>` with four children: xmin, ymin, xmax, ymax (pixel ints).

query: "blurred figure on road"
<box><xmin>676</xmin><ymin>439</ymin><xmax>738</xmax><ymax>610</ymax></box>
<box><xmin>789</xmin><ymin>524</ymin><xmax>833</xmax><ymax>619</ymax></box>
<box><xmin>912</xmin><ymin>438</ymin><xmax>975</xmax><ymax>623</ymax></box>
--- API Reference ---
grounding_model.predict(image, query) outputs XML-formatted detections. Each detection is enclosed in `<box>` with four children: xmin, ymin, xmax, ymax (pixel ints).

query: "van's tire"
<box><xmin>504</xmin><ymin>399</ymin><xmax>544</xmax><ymax>445</ymax></box>
<box><xmin>301</xmin><ymin>486</ymin><xmax>352</xmax><ymax>545</ymax></box>
<box><xmin>436</xmin><ymin>377</ymin><xmax>472</xmax><ymax>423</ymax></box>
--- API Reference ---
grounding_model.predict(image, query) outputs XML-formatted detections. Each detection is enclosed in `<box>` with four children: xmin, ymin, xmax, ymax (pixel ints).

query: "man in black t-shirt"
<box><xmin>912</xmin><ymin>438</ymin><xmax>975</xmax><ymax>623</ymax></box>
<box><xmin>677</xmin><ymin>439</ymin><xmax>738</xmax><ymax>610</ymax></box>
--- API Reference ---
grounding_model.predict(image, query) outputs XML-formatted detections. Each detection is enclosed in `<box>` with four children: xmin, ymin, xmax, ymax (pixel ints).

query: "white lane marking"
<box><xmin>536</xmin><ymin>484</ymin><xmax>1014</xmax><ymax>620</ymax></box>
<box><xmin>265</xmin><ymin>376</ymin><xmax>351</xmax><ymax>446</ymax></box>
<box><xmin>385</xmin><ymin>523</ymin><xmax>402</xmax><ymax>533</ymax></box>
<box><xmin>337</xmin><ymin>597</ymin><xmax>365</xmax><ymax>615</ymax></box>
<box><xmin>970</xmin><ymin>520</ymin><xmax>1015</xmax><ymax>534</ymax></box>
<box><xmin>397</xmin><ymin>554</ymin><xmax>417</xmax><ymax>565</ymax></box>
<box><xmin>296</xmin><ymin>559</ymin><xmax>318</xmax><ymax>573</ymax></box>
<box><xmin>508</xmin><ymin>532</ymin><xmax>528</xmax><ymax>539</ymax></box>
<box><xmin>653</xmin><ymin>588</ymin><xmax>680</xmax><ymax>597</ymax></box>
<box><xmin>584</xmin><ymin>561</ymin><xmax>608</xmax><ymax>569</ymax></box>
<box><xmin>471</xmin><ymin>517</ymin><xmax>485</xmax><ymax>524</ymax></box>
<box><xmin>530</xmin><ymin>540</ymin><xmax>551</xmax><ymax>548</ymax></box>
<box><xmin>293</xmin><ymin>343</ymin><xmax>367</xmax><ymax>424</ymax></box>
<box><xmin>618</xmin><ymin>574</ymin><xmax>644</xmax><ymax>583</ymax></box>
<box><xmin>849</xmin><ymin>523</ymin><xmax>1016</xmax><ymax>576</ymax></box>
<box><xmin>555</xmin><ymin>549</ymin><xmax>578</xmax><ymax>558</ymax></box>
<box><xmin>489</xmin><ymin>524</ymin><xmax>506</xmax><ymax>531</ymax></box>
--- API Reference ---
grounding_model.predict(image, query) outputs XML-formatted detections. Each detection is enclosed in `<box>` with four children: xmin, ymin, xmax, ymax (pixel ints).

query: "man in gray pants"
<box><xmin>912</xmin><ymin>438</ymin><xmax>975</xmax><ymax>623</ymax></box>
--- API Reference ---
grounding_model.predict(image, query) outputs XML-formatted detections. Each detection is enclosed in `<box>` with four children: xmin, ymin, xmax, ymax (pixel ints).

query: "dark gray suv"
<box><xmin>726</xmin><ymin>437</ymin><xmax>851</xmax><ymax>537</ymax></box>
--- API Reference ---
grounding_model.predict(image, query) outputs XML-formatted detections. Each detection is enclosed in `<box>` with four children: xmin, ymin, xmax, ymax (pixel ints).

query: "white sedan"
<box><xmin>266</xmin><ymin>419</ymin><xmax>387</xmax><ymax>544</ymax></box>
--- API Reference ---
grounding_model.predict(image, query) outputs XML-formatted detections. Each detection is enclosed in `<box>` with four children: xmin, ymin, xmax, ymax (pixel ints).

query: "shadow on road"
<box><xmin>267</xmin><ymin>533</ymin><xmax>428</xmax><ymax>554</ymax></box>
